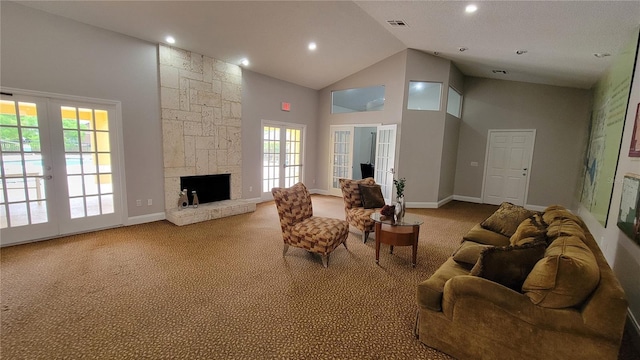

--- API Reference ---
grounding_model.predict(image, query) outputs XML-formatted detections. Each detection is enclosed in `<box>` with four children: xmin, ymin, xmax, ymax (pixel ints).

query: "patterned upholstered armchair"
<box><xmin>272</xmin><ymin>182</ymin><xmax>349</xmax><ymax>268</ymax></box>
<box><xmin>339</xmin><ymin>177</ymin><xmax>381</xmax><ymax>243</ymax></box>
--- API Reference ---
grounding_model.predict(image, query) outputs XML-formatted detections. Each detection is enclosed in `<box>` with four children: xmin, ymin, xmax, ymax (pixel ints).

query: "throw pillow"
<box><xmin>452</xmin><ymin>241</ymin><xmax>493</xmax><ymax>267</ymax></box>
<box><xmin>358</xmin><ymin>184</ymin><xmax>385</xmax><ymax>209</ymax></box>
<box><xmin>470</xmin><ymin>242</ymin><xmax>546</xmax><ymax>292</ymax></box>
<box><xmin>481</xmin><ymin>202</ymin><xmax>535</xmax><ymax>238</ymax></box>
<box><xmin>510</xmin><ymin>213</ymin><xmax>548</xmax><ymax>246</ymax></box>
<box><xmin>522</xmin><ymin>235</ymin><xmax>600</xmax><ymax>309</ymax></box>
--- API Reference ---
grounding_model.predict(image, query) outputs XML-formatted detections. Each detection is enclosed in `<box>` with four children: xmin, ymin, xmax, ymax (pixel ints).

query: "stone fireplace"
<box><xmin>159</xmin><ymin>45</ymin><xmax>255</xmax><ymax>225</ymax></box>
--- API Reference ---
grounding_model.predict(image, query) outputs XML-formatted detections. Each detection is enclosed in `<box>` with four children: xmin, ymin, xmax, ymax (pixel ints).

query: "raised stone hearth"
<box><xmin>166</xmin><ymin>199</ymin><xmax>256</xmax><ymax>226</ymax></box>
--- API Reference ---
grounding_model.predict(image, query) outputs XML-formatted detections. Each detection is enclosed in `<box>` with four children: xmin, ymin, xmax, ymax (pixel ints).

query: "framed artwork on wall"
<box><xmin>617</xmin><ymin>173</ymin><xmax>640</xmax><ymax>245</ymax></box>
<box><xmin>630</xmin><ymin>103</ymin><xmax>640</xmax><ymax>157</ymax></box>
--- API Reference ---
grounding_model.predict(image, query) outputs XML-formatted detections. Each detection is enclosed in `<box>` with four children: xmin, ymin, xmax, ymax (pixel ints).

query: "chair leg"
<box><xmin>343</xmin><ymin>238</ymin><xmax>348</xmax><ymax>249</ymax></box>
<box><xmin>363</xmin><ymin>231</ymin><xmax>370</xmax><ymax>243</ymax></box>
<box><xmin>282</xmin><ymin>244</ymin><xmax>289</xmax><ymax>256</ymax></box>
<box><xmin>321</xmin><ymin>254</ymin><xmax>329</xmax><ymax>268</ymax></box>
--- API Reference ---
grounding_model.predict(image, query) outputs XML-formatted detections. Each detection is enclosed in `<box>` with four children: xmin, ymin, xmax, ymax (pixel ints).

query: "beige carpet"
<box><xmin>1</xmin><ymin>197</ymin><xmax>637</xmax><ymax>359</ymax></box>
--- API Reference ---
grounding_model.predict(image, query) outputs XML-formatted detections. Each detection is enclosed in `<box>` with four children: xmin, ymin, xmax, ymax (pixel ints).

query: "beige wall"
<box><xmin>316</xmin><ymin>50</ymin><xmax>408</xmax><ymax>190</ymax></box>
<box><xmin>241</xmin><ymin>70</ymin><xmax>319</xmax><ymax>196</ymax></box>
<box><xmin>1</xmin><ymin>2</ymin><xmax>165</xmax><ymax>219</ymax></box>
<box><xmin>454</xmin><ymin>77</ymin><xmax>592</xmax><ymax>208</ymax></box>
<box><xmin>399</xmin><ymin>49</ymin><xmax>456</xmax><ymax>205</ymax></box>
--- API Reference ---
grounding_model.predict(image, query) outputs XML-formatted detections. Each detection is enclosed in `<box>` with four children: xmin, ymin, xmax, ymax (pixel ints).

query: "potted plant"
<box><xmin>393</xmin><ymin>177</ymin><xmax>406</xmax><ymax>220</ymax></box>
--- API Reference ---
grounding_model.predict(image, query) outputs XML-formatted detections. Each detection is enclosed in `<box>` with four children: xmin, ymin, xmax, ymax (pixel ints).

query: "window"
<box><xmin>447</xmin><ymin>86</ymin><xmax>463</xmax><ymax>118</ymax></box>
<box><xmin>331</xmin><ymin>85</ymin><xmax>385</xmax><ymax>114</ymax></box>
<box><xmin>407</xmin><ymin>81</ymin><xmax>441</xmax><ymax>111</ymax></box>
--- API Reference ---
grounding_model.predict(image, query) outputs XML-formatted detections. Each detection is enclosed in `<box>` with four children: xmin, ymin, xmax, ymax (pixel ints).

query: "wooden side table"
<box><xmin>370</xmin><ymin>213</ymin><xmax>424</xmax><ymax>267</ymax></box>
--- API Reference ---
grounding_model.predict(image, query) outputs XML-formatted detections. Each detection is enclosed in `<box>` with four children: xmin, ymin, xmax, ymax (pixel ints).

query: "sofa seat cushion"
<box><xmin>470</xmin><ymin>242</ymin><xmax>547</xmax><ymax>291</ymax></box>
<box><xmin>523</xmin><ymin>235</ymin><xmax>600</xmax><ymax>308</ymax></box>
<box><xmin>481</xmin><ymin>202</ymin><xmax>536</xmax><ymax>237</ymax></box>
<box><xmin>463</xmin><ymin>224</ymin><xmax>511</xmax><ymax>246</ymax></box>
<box><xmin>417</xmin><ymin>257</ymin><xmax>470</xmax><ymax>311</ymax></box>
<box><xmin>452</xmin><ymin>241</ymin><xmax>492</xmax><ymax>267</ymax></box>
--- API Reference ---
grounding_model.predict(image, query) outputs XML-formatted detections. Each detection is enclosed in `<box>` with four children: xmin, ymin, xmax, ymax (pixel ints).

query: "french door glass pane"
<box><xmin>0</xmin><ymin>100</ymin><xmax>47</xmax><ymax>228</ymax></box>
<box><xmin>61</xmin><ymin>106</ymin><xmax>114</xmax><ymax>218</ymax></box>
<box><xmin>262</xmin><ymin>126</ymin><xmax>280</xmax><ymax>192</ymax></box>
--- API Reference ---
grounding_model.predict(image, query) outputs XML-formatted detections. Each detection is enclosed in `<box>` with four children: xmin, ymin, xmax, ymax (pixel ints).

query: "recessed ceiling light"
<box><xmin>492</xmin><ymin>70</ymin><xmax>508</xmax><ymax>74</ymax></box>
<box><xmin>515</xmin><ymin>50</ymin><xmax>528</xmax><ymax>55</ymax></box>
<box><xmin>240</xmin><ymin>58</ymin><xmax>249</xmax><ymax>66</ymax></box>
<box><xmin>465</xmin><ymin>4</ymin><xmax>478</xmax><ymax>13</ymax></box>
<box><xmin>593</xmin><ymin>53</ymin><xmax>611</xmax><ymax>58</ymax></box>
<box><xmin>308</xmin><ymin>42</ymin><xmax>317</xmax><ymax>51</ymax></box>
<box><xmin>458</xmin><ymin>47</ymin><xmax>468</xmax><ymax>52</ymax></box>
<box><xmin>165</xmin><ymin>36</ymin><xmax>176</xmax><ymax>44</ymax></box>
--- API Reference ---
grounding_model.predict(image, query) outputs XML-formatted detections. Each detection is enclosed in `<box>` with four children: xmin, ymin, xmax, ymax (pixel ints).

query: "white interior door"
<box><xmin>262</xmin><ymin>122</ymin><xmax>304</xmax><ymax>200</ymax></box>
<box><xmin>482</xmin><ymin>130</ymin><xmax>535</xmax><ymax>206</ymax></box>
<box><xmin>374</xmin><ymin>124</ymin><xmax>397</xmax><ymax>204</ymax></box>
<box><xmin>328</xmin><ymin>126</ymin><xmax>353</xmax><ymax>196</ymax></box>
<box><xmin>1</xmin><ymin>92</ymin><xmax>124</xmax><ymax>246</ymax></box>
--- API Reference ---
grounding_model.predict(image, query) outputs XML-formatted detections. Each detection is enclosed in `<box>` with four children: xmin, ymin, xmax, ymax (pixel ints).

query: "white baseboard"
<box><xmin>310</xmin><ymin>188</ymin><xmax>330</xmax><ymax>195</ymax></box>
<box><xmin>406</xmin><ymin>201</ymin><xmax>438</xmax><ymax>208</ymax></box>
<box><xmin>453</xmin><ymin>195</ymin><xmax>482</xmax><ymax>203</ymax></box>
<box><xmin>438</xmin><ymin>195</ymin><xmax>454</xmax><ymax>207</ymax></box>
<box><xmin>126</xmin><ymin>212</ymin><xmax>166</xmax><ymax>226</ymax></box>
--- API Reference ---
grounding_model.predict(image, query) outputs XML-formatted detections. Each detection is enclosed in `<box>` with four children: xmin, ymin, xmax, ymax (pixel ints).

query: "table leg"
<box><xmin>390</xmin><ymin>245</ymin><xmax>394</xmax><ymax>254</ymax></box>
<box><xmin>375</xmin><ymin>221</ymin><xmax>381</xmax><ymax>264</ymax></box>
<box><xmin>412</xmin><ymin>224</ymin><xmax>420</xmax><ymax>267</ymax></box>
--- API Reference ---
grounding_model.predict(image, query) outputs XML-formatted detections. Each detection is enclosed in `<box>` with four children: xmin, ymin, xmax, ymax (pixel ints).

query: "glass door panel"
<box><xmin>262</xmin><ymin>122</ymin><xmax>304</xmax><ymax>199</ymax></box>
<box><xmin>0</xmin><ymin>95</ymin><xmax>57</xmax><ymax>244</ymax></box>
<box><xmin>328</xmin><ymin>126</ymin><xmax>353</xmax><ymax>196</ymax></box>
<box><xmin>375</xmin><ymin>124</ymin><xmax>397</xmax><ymax>204</ymax></box>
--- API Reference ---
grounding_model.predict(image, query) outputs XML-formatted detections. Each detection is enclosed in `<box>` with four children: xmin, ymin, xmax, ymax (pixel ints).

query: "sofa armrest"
<box><xmin>440</xmin><ymin>275</ymin><xmax>609</xmax><ymax>338</ymax></box>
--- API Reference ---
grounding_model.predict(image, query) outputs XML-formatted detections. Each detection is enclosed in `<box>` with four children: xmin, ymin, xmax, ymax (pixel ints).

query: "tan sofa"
<box><xmin>416</xmin><ymin>204</ymin><xmax>628</xmax><ymax>360</ymax></box>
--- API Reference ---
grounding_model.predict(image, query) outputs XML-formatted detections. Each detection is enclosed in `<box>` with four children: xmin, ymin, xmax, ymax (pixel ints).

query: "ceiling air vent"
<box><xmin>387</xmin><ymin>20</ymin><xmax>408</xmax><ymax>28</ymax></box>
<box><xmin>492</xmin><ymin>70</ymin><xmax>508</xmax><ymax>74</ymax></box>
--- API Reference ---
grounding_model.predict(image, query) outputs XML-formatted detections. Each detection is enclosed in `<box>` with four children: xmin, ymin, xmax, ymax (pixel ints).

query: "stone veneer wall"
<box><xmin>159</xmin><ymin>45</ymin><xmax>242</xmax><ymax>210</ymax></box>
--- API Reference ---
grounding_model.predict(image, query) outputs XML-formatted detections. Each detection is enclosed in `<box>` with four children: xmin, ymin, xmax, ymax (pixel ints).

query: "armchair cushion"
<box><xmin>359</xmin><ymin>184</ymin><xmax>385</xmax><ymax>209</ymax></box>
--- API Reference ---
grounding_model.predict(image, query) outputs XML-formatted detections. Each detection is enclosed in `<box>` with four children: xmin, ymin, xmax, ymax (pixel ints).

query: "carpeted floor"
<box><xmin>1</xmin><ymin>197</ymin><xmax>638</xmax><ymax>359</ymax></box>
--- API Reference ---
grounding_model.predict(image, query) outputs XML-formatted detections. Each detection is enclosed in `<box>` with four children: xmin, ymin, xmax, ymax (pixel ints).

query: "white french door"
<box><xmin>262</xmin><ymin>122</ymin><xmax>305</xmax><ymax>200</ymax></box>
<box><xmin>0</xmin><ymin>92</ymin><xmax>124</xmax><ymax>246</ymax></box>
<box><xmin>328</xmin><ymin>126</ymin><xmax>354</xmax><ymax>196</ymax></box>
<box><xmin>482</xmin><ymin>130</ymin><xmax>535</xmax><ymax>206</ymax></box>
<box><xmin>328</xmin><ymin>124</ymin><xmax>397</xmax><ymax>201</ymax></box>
<box><xmin>374</xmin><ymin>124</ymin><xmax>397</xmax><ymax>204</ymax></box>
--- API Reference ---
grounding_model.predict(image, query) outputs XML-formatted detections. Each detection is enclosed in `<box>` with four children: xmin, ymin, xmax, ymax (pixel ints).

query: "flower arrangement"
<box><xmin>393</xmin><ymin>177</ymin><xmax>406</xmax><ymax>198</ymax></box>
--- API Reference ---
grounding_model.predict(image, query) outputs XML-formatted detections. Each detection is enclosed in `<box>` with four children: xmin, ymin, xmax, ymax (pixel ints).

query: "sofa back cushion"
<box><xmin>523</xmin><ymin>235</ymin><xmax>600</xmax><ymax>308</ymax></box>
<box><xmin>510</xmin><ymin>213</ymin><xmax>548</xmax><ymax>246</ymax></box>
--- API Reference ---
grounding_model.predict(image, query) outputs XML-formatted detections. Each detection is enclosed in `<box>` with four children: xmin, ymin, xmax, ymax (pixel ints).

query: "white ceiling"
<box><xmin>14</xmin><ymin>0</ymin><xmax>640</xmax><ymax>90</ymax></box>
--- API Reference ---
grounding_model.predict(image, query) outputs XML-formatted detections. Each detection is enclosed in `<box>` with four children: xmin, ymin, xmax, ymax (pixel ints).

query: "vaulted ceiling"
<box><xmin>14</xmin><ymin>1</ymin><xmax>640</xmax><ymax>90</ymax></box>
